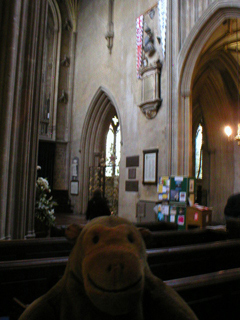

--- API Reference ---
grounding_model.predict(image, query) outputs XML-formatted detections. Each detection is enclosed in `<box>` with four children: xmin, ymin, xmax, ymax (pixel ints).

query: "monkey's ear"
<box><xmin>138</xmin><ymin>227</ymin><xmax>152</xmax><ymax>248</ymax></box>
<box><xmin>65</xmin><ymin>223</ymin><xmax>84</xmax><ymax>243</ymax></box>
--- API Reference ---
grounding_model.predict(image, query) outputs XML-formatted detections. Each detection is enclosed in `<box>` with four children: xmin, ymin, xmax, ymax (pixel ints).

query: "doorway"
<box><xmin>79</xmin><ymin>87</ymin><xmax>122</xmax><ymax>215</ymax></box>
<box><xmin>37</xmin><ymin>141</ymin><xmax>55</xmax><ymax>189</ymax></box>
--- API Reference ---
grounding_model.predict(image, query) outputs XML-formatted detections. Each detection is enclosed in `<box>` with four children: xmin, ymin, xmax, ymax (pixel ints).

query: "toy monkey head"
<box><xmin>66</xmin><ymin>216</ymin><xmax>149</xmax><ymax>316</ymax></box>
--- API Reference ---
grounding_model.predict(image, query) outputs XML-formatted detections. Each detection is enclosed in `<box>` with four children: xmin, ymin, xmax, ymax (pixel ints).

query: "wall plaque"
<box><xmin>143</xmin><ymin>149</ymin><xmax>158</xmax><ymax>185</ymax></box>
<box><xmin>126</xmin><ymin>156</ymin><xmax>139</xmax><ymax>167</ymax></box>
<box><xmin>70</xmin><ymin>181</ymin><xmax>79</xmax><ymax>195</ymax></box>
<box><xmin>128</xmin><ymin>168</ymin><xmax>136</xmax><ymax>179</ymax></box>
<box><xmin>125</xmin><ymin>180</ymin><xmax>139</xmax><ymax>192</ymax></box>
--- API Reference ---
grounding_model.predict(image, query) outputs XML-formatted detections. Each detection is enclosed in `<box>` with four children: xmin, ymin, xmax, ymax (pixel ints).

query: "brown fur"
<box><xmin>19</xmin><ymin>216</ymin><xmax>198</xmax><ymax>320</ymax></box>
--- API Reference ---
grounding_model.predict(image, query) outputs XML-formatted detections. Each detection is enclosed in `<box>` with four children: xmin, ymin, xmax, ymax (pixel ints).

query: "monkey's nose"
<box><xmin>107</xmin><ymin>263</ymin><xmax>124</xmax><ymax>273</ymax></box>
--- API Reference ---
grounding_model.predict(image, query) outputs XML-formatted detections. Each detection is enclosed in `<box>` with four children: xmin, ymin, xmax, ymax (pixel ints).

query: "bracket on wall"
<box><xmin>105</xmin><ymin>0</ymin><xmax>114</xmax><ymax>54</ymax></box>
<box><xmin>60</xmin><ymin>55</ymin><xmax>70</xmax><ymax>67</ymax></box>
<box><xmin>64</xmin><ymin>19</ymin><xmax>73</xmax><ymax>31</ymax></box>
<box><xmin>58</xmin><ymin>90</ymin><xmax>68</xmax><ymax>104</ymax></box>
<box><xmin>138</xmin><ymin>60</ymin><xmax>162</xmax><ymax>119</ymax></box>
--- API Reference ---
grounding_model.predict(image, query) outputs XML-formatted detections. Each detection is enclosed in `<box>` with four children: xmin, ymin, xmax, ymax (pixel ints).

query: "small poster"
<box><xmin>170</xmin><ymin>206</ymin><xmax>177</xmax><ymax>215</ymax></box>
<box><xmin>175</xmin><ymin>176</ymin><xmax>184</xmax><ymax>182</ymax></box>
<box><xmin>162</xmin><ymin>205</ymin><xmax>169</xmax><ymax>215</ymax></box>
<box><xmin>158</xmin><ymin>176</ymin><xmax>170</xmax><ymax>200</ymax></box>
<box><xmin>162</xmin><ymin>193</ymin><xmax>169</xmax><ymax>200</ymax></box>
<box><xmin>189</xmin><ymin>179</ymin><xmax>195</xmax><ymax>193</ymax></box>
<box><xmin>70</xmin><ymin>181</ymin><xmax>79</xmax><ymax>195</ymax></box>
<box><xmin>170</xmin><ymin>190</ymin><xmax>179</xmax><ymax>201</ymax></box>
<box><xmin>179</xmin><ymin>191</ymin><xmax>186</xmax><ymax>202</ymax></box>
<box><xmin>158</xmin><ymin>184</ymin><xmax>163</xmax><ymax>193</ymax></box>
<box><xmin>158</xmin><ymin>212</ymin><xmax>164</xmax><ymax>221</ymax></box>
<box><xmin>178</xmin><ymin>215</ymin><xmax>185</xmax><ymax>226</ymax></box>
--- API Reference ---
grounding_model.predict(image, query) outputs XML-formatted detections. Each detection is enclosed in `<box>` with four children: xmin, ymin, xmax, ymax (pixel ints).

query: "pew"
<box><xmin>148</xmin><ymin>228</ymin><xmax>228</xmax><ymax>249</ymax></box>
<box><xmin>148</xmin><ymin>239</ymin><xmax>240</xmax><ymax>280</ymax></box>
<box><xmin>226</xmin><ymin>217</ymin><xmax>240</xmax><ymax>238</ymax></box>
<box><xmin>134</xmin><ymin>221</ymin><xmax>178</xmax><ymax>231</ymax></box>
<box><xmin>0</xmin><ymin>226</ymin><xmax>239</xmax><ymax>319</ymax></box>
<box><xmin>1</xmin><ymin>257</ymin><xmax>240</xmax><ymax>319</ymax></box>
<box><xmin>0</xmin><ymin>237</ymin><xmax>73</xmax><ymax>261</ymax></box>
<box><xmin>0</xmin><ymin>228</ymin><xmax>229</xmax><ymax>263</ymax></box>
<box><xmin>0</xmin><ymin>257</ymin><xmax>68</xmax><ymax>318</ymax></box>
<box><xmin>2</xmin><ymin>239</ymin><xmax>240</xmax><ymax>318</ymax></box>
<box><xmin>165</xmin><ymin>267</ymin><xmax>240</xmax><ymax>319</ymax></box>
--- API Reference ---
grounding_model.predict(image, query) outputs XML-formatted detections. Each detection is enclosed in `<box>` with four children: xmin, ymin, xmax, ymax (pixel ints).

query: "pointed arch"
<box><xmin>178</xmin><ymin>2</ymin><xmax>240</xmax><ymax>222</ymax></box>
<box><xmin>179</xmin><ymin>2</ymin><xmax>240</xmax><ymax>97</ymax></box>
<box><xmin>178</xmin><ymin>2</ymin><xmax>240</xmax><ymax>175</ymax></box>
<box><xmin>79</xmin><ymin>87</ymin><xmax>122</xmax><ymax>214</ymax></box>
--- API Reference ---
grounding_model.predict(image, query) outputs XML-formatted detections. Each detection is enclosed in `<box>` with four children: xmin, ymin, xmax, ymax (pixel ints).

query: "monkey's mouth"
<box><xmin>87</xmin><ymin>274</ymin><xmax>142</xmax><ymax>293</ymax></box>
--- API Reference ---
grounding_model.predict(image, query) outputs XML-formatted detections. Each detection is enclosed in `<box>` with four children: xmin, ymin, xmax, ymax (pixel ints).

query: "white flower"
<box><xmin>35</xmin><ymin>177</ymin><xmax>57</xmax><ymax>227</ymax></box>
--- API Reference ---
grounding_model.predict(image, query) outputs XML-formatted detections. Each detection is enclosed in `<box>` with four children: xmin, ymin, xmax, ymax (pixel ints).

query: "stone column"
<box><xmin>0</xmin><ymin>0</ymin><xmax>47</xmax><ymax>239</ymax></box>
<box><xmin>24</xmin><ymin>0</ymin><xmax>48</xmax><ymax>239</ymax></box>
<box><xmin>166</xmin><ymin>0</ymin><xmax>180</xmax><ymax>175</ymax></box>
<box><xmin>0</xmin><ymin>0</ymin><xmax>21</xmax><ymax>239</ymax></box>
<box><xmin>179</xmin><ymin>93</ymin><xmax>192</xmax><ymax>176</ymax></box>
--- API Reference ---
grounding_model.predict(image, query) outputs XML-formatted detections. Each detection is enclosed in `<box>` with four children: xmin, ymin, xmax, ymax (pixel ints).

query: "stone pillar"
<box><xmin>0</xmin><ymin>0</ymin><xmax>21</xmax><ymax>239</ymax></box>
<box><xmin>0</xmin><ymin>0</ymin><xmax>47</xmax><ymax>239</ymax></box>
<box><xmin>179</xmin><ymin>93</ymin><xmax>192</xmax><ymax>176</ymax></box>
<box><xmin>167</xmin><ymin>0</ymin><xmax>180</xmax><ymax>175</ymax></box>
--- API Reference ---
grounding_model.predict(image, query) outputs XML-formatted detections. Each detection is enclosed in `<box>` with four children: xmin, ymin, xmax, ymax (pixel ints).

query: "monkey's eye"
<box><xmin>127</xmin><ymin>233</ymin><xmax>134</xmax><ymax>243</ymax></box>
<box><xmin>92</xmin><ymin>235</ymin><xmax>99</xmax><ymax>244</ymax></box>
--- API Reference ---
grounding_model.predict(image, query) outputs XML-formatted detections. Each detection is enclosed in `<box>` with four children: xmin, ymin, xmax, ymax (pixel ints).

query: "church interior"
<box><xmin>1</xmin><ymin>0</ymin><xmax>240</xmax><ymax>319</ymax></box>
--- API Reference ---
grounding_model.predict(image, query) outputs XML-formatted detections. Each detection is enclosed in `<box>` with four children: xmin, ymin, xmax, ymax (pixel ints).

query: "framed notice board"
<box><xmin>143</xmin><ymin>149</ymin><xmax>158</xmax><ymax>185</ymax></box>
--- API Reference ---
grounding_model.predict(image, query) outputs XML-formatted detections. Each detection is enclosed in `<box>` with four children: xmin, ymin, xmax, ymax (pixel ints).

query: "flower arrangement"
<box><xmin>35</xmin><ymin>177</ymin><xmax>57</xmax><ymax>228</ymax></box>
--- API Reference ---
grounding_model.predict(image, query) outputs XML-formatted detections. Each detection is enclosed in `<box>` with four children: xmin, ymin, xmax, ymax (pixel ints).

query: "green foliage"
<box><xmin>35</xmin><ymin>177</ymin><xmax>57</xmax><ymax>227</ymax></box>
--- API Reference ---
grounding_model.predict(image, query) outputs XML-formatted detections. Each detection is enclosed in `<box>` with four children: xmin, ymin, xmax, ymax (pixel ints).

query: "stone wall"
<box><xmin>70</xmin><ymin>0</ymin><xmax>240</xmax><ymax>223</ymax></box>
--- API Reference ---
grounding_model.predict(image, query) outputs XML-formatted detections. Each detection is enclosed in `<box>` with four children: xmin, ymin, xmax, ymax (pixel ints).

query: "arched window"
<box><xmin>105</xmin><ymin>115</ymin><xmax>121</xmax><ymax>177</ymax></box>
<box><xmin>195</xmin><ymin>123</ymin><xmax>203</xmax><ymax>179</ymax></box>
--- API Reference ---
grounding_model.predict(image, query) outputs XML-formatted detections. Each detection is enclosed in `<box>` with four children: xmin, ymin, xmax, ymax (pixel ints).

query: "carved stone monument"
<box><xmin>138</xmin><ymin>5</ymin><xmax>163</xmax><ymax>119</ymax></box>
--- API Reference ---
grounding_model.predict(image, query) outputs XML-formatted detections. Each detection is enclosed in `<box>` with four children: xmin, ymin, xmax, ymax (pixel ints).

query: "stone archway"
<box><xmin>79</xmin><ymin>87</ymin><xmax>122</xmax><ymax>214</ymax></box>
<box><xmin>178</xmin><ymin>3</ymin><xmax>240</xmax><ymax>222</ymax></box>
<box><xmin>178</xmin><ymin>2</ymin><xmax>240</xmax><ymax>172</ymax></box>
